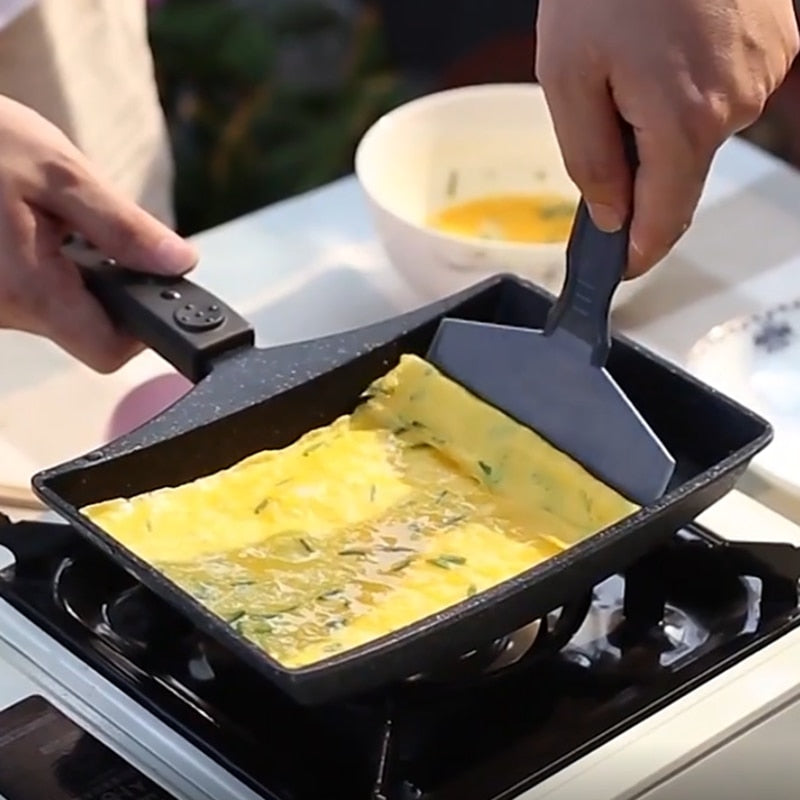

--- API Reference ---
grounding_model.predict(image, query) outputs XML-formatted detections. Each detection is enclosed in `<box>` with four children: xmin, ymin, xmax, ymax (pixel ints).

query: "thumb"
<box><xmin>37</xmin><ymin>161</ymin><xmax>198</xmax><ymax>275</ymax></box>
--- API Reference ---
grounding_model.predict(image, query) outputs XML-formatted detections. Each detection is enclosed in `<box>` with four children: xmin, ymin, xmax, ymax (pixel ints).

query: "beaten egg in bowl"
<box><xmin>83</xmin><ymin>355</ymin><xmax>637</xmax><ymax>669</ymax></box>
<box><xmin>427</xmin><ymin>193</ymin><xmax>576</xmax><ymax>245</ymax></box>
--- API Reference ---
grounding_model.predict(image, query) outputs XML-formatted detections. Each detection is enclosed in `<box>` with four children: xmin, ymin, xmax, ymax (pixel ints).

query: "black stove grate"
<box><xmin>0</xmin><ymin>518</ymin><xmax>799</xmax><ymax>800</ymax></box>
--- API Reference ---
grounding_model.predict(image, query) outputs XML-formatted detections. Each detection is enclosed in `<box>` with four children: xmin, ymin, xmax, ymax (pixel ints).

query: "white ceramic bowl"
<box><xmin>355</xmin><ymin>83</ymin><xmax>648</xmax><ymax>306</ymax></box>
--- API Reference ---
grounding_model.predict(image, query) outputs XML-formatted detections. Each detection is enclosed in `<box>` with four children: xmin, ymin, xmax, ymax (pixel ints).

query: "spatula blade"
<box><xmin>428</xmin><ymin>319</ymin><xmax>675</xmax><ymax>505</ymax></box>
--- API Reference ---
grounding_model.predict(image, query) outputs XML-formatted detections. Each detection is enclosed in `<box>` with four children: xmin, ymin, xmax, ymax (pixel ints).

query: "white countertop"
<box><xmin>2</xmin><ymin>133</ymin><xmax>800</xmax><ymax>523</ymax></box>
<box><xmin>2</xmin><ymin>133</ymin><xmax>800</xmax><ymax>797</ymax></box>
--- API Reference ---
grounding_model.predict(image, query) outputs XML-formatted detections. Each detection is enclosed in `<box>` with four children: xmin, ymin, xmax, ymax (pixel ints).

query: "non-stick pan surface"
<box><xmin>33</xmin><ymin>265</ymin><xmax>772</xmax><ymax>705</ymax></box>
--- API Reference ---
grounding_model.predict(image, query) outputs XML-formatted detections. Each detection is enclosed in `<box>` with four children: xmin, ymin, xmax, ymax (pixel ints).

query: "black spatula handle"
<box><xmin>544</xmin><ymin>120</ymin><xmax>639</xmax><ymax>366</ymax></box>
<box><xmin>61</xmin><ymin>234</ymin><xmax>255</xmax><ymax>382</ymax></box>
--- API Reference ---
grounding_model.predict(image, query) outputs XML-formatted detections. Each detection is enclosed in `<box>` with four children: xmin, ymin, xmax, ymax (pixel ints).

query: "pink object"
<box><xmin>106</xmin><ymin>373</ymin><xmax>192</xmax><ymax>440</ymax></box>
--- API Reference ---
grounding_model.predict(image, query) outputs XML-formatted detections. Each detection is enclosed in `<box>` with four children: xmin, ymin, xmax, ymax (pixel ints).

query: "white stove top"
<box><xmin>0</xmin><ymin>600</ymin><xmax>260</xmax><ymax>800</ymax></box>
<box><xmin>1</xmin><ymin>492</ymin><xmax>799</xmax><ymax>800</ymax></box>
<box><xmin>2</xmin><ymin>134</ymin><xmax>800</xmax><ymax>799</ymax></box>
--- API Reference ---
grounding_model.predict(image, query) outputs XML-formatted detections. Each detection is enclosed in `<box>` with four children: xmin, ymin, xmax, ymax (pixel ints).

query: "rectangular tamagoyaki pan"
<box><xmin>32</xmin><ymin>266</ymin><xmax>772</xmax><ymax>705</ymax></box>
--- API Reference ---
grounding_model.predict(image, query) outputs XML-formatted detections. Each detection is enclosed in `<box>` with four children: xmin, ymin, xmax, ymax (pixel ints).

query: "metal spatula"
<box><xmin>427</xmin><ymin>122</ymin><xmax>675</xmax><ymax>504</ymax></box>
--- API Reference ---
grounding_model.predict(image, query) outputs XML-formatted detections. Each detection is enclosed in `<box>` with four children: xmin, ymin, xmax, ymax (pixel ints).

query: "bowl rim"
<box><xmin>354</xmin><ymin>82</ymin><xmax>574</xmax><ymax>256</ymax></box>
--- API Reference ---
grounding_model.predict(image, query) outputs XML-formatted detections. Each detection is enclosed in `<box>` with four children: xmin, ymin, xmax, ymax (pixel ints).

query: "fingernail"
<box><xmin>632</xmin><ymin>234</ymin><xmax>671</xmax><ymax>266</ymax></box>
<box><xmin>154</xmin><ymin>235</ymin><xmax>199</xmax><ymax>274</ymax></box>
<box><xmin>627</xmin><ymin>237</ymin><xmax>644</xmax><ymax>276</ymax></box>
<box><xmin>628</xmin><ymin>236</ymin><xmax>666</xmax><ymax>277</ymax></box>
<box><xmin>587</xmin><ymin>203</ymin><xmax>623</xmax><ymax>233</ymax></box>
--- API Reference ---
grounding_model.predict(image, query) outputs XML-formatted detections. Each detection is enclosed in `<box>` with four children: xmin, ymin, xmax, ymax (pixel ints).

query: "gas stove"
<box><xmin>1</xmin><ymin>506</ymin><xmax>799</xmax><ymax>800</ymax></box>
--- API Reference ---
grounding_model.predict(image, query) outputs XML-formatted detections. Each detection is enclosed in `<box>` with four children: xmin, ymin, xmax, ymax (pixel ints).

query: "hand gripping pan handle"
<box><xmin>61</xmin><ymin>234</ymin><xmax>255</xmax><ymax>383</ymax></box>
<box><xmin>543</xmin><ymin>120</ymin><xmax>639</xmax><ymax>366</ymax></box>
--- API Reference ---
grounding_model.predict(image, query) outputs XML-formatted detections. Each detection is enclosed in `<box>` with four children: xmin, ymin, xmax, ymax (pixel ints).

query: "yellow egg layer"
<box><xmin>83</xmin><ymin>354</ymin><xmax>636</xmax><ymax>668</ymax></box>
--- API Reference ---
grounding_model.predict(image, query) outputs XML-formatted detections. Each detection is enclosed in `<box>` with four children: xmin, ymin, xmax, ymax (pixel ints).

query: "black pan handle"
<box><xmin>543</xmin><ymin>119</ymin><xmax>639</xmax><ymax>367</ymax></box>
<box><xmin>61</xmin><ymin>234</ymin><xmax>255</xmax><ymax>383</ymax></box>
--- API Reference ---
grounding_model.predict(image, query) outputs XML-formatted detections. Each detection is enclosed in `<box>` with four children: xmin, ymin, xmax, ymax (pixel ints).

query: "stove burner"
<box><xmin>403</xmin><ymin>595</ymin><xmax>594</xmax><ymax>690</ymax></box>
<box><xmin>51</xmin><ymin>553</ymin><xmax>593</xmax><ymax>693</ymax></box>
<box><xmin>401</xmin><ymin>620</ymin><xmax>542</xmax><ymax>686</ymax></box>
<box><xmin>54</xmin><ymin>556</ymin><xmax>197</xmax><ymax>660</ymax></box>
<box><xmin>2</xmin><ymin>520</ymin><xmax>799</xmax><ymax>800</ymax></box>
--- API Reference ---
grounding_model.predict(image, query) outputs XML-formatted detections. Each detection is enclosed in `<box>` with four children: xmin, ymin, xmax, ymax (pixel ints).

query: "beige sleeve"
<box><xmin>0</xmin><ymin>0</ymin><xmax>176</xmax><ymax>228</ymax></box>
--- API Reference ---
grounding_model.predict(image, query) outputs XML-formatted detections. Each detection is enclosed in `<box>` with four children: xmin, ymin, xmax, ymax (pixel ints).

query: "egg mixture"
<box><xmin>427</xmin><ymin>192</ymin><xmax>576</xmax><ymax>244</ymax></box>
<box><xmin>82</xmin><ymin>355</ymin><xmax>636</xmax><ymax>669</ymax></box>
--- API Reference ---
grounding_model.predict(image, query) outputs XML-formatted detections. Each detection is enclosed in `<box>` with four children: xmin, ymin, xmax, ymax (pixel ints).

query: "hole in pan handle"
<box><xmin>544</xmin><ymin>118</ymin><xmax>639</xmax><ymax>367</ymax></box>
<box><xmin>61</xmin><ymin>233</ymin><xmax>255</xmax><ymax>383</ymax></box>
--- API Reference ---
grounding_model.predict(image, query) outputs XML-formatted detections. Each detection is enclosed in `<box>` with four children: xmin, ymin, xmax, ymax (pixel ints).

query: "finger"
<box><xmin>41</xmin><ymin>278</ymin><xmax>145</xmax><ymax>373</ymax></box>
<box><xmin>6</xmin><ymin>205</ymin><xmax>144</xmax><ymax>373</ymax></box>
<box><xmin>539</xmin><ymin>71</ymin><xmax>632</xmax><ymax>233</ymax></box>
<box><xmin>627</xmin><ymin>122</ymin><xmax>711</xmax><ymax>277</ymax></box>
<box><xmin>29</xmin><ymin>155</ymin><xmax>198</xmax><ymax>276</ymax></box>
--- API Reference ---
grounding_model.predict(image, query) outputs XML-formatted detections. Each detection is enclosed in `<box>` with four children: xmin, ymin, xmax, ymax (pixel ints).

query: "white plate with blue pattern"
<box><xmin>687</xmin><ymin>301</ymin><xmax>800</xmax><ymax>497</ymax></box>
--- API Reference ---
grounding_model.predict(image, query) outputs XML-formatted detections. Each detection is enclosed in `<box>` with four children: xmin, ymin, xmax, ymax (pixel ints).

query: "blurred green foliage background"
<box><xmin>147</xmin><ymin>0</ymin><xmax>800</xmax><ymax>236</ymax></box>
<box><xmin>148</xmin><ymin>0</ymin><xmax>415</xmax><ymax>234</ymax></box>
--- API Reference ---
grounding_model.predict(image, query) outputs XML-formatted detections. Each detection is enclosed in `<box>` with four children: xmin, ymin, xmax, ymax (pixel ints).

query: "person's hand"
<box><xmin>0</xmin><ymin>95</ymin><xmax>198</xmax><ymax>371</ymax></box>
<box><xmin>536</xmin><ymin>0</ymin><xmax>800</xmax><ymax>277</ymax></box>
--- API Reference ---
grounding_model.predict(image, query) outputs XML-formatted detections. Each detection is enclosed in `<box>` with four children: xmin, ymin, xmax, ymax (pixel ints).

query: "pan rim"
<box><xmin>30</xmin><ymin>274</ymin><xmax>775</xmax><ymax>703</ymax></box>
<box><xmin>31</xmin><ymin>436</ymin><xmax>770</xmax><ymax>698</ymax></box>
